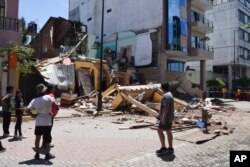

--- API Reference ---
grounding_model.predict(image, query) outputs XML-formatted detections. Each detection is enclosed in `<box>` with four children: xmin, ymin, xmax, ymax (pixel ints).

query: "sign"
<box><xmin>230</xmin><ymin>151</ymin><xmax>250</xmax><ymax>167</ymax></box>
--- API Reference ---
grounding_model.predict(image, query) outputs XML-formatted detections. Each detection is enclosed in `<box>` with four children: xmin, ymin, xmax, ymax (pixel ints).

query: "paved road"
<box><xmin>0</xmin><ymin>100</ymin><xmax>249</xmax><ymax>167</ymax></box>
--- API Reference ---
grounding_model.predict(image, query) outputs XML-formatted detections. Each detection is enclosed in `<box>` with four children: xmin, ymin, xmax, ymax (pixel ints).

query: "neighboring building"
<box><xmin>30</xmin><ymin>17</ymin><xmax>87</xmax><ymax>59</ymax></box>
<box><xmin>69</xmin><ymin>0</ymin><xmax>214</xmax><ymax>90</ymax></box>
<box><xmin>203</xmin><ymin>0</ymin><xmax>250</xmax><ymax>90</ymax></box>
<box><xmin>0</xmin><ymin>0</ymin><xmax>22</xmax><ymax>99</ymax></box>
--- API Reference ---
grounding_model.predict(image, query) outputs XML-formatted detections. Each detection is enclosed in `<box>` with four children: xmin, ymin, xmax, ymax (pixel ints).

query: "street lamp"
<box><xmin>97</xmin><ymin>0</ymin><xmax>105</xmax><ymax>111</ymax></box>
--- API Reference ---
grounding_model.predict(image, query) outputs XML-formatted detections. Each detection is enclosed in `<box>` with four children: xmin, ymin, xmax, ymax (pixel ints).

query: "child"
<box><xmin>14</xmin><ymin>90</ymin><xmax>24</xmax><ymax>139</ymax></box>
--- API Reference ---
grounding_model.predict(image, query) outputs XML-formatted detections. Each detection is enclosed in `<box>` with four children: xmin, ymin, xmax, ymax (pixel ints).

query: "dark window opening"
<box><xmin>107</xmin><ymin>9</ymin><xmax>112</xmax><ymax>13</ymax></box>
<box><xmin>87</xmin><ymin>17</ymin><xmax>92</xmax><ymax>22</ymax></box>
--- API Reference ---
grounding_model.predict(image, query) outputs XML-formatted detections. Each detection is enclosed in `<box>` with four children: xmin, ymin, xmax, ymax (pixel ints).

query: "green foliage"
<box><xmin>206</xmin><ymin>78</ymin><xmax>226</xmax><ymax>89</ymax></box>
<box><xmin>233</xmin><ymin>77</ymin><xmax>250</xmax><ymax>88</ymax></box>
<box><xmin>20</xmin><ymin>17</ymin><xmax>29</xmax><ymax>44</ymax></box>
<box><xmin>0</xmin><ymin>45</ymin><xmax>34</xmax><ymax>57</ymax></box>
<box><xmin>17</xmin><ymin>60</ymin><xmax>36</xmax><ymax>76</ymax></box>
<box><xmin>0</xmin><ymin>45</ymin><xmax>36</xmax><ymax>76</ymax></box>
<box><xmin>243</xmin><ymin>22</ymin><xmax>250</xmax><ymax>29</ymax></box>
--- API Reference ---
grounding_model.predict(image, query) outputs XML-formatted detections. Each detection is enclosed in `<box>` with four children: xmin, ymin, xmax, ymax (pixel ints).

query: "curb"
<box><xmin>0</xmin><ymin>116</ymin><xmax>35</xmax><ymax>122</ymax></box>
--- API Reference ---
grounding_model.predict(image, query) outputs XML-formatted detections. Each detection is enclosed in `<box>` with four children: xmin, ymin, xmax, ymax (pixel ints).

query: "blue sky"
<box><xmin>19</xmin><ymin>0</ymin><xmax>69</xmax><ymax>31</ymax></box>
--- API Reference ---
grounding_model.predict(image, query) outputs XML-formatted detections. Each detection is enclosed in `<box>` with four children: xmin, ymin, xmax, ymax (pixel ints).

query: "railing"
<box><xmin>191</xmin><ymin>15</ymin><xmax>214</xmax><ymax>29</ymax></box>
<box><xmin>192</xmin><ymin>42</ymin><xmax>214</xmax><ymax>52</ymax></box>
<box><xmin>0</xmin><ymin>16</ymin><xmax>21</xmax><ymax>32</ymax></box>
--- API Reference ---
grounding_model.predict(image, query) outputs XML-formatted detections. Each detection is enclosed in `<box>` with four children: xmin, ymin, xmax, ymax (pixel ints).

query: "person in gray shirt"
<box><xmin>156</xmin><ymin>82</ymin><xmax>174</xmax><ymax>155</ymax></box>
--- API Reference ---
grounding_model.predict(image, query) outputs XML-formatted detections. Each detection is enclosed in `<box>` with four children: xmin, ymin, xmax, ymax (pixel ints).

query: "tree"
<box><xmin>206</xmin><ymin>78</ymin><xmax>226</xmax><ymax>89</ymax></box>
<box><xmin>0</xmin><ymin>45</ymin><xmax>36</xmax><ymax>76</ymax></box>
<box><xmin>243</xmin><ymin>22</ymin><xmax>250</xmax><ymax>29</ymax></box>
<box><xmin>20</xmin><ymin>17</ymin><xmax>29</xmax><ymax>44</ymax></box>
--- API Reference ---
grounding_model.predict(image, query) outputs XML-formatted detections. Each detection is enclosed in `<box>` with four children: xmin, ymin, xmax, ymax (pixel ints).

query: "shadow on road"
<box><xmin>157</xmin><ymin>153</ymin><xmax>176</xmax><ymax>161</ymax></box>
<box><xmin>19</xmin><ymin>159</ymin><xmax>53</xmax><ymax>165</ymax></box>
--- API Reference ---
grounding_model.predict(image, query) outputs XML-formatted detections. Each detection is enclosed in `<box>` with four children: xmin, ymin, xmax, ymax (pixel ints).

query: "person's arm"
<box><xmin>162</xmin><ymin>103</ymin><xmax>169</xmax><ymax>124</ymax></box>
<box><xmin>21</xmin><ymin>107</ymin><xmax>37</xmax><ymax>118</ymax></box>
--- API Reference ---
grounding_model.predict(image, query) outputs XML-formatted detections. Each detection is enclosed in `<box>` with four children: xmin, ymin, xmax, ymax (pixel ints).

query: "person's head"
<box><xmin>46</xmin><ymin>84</ymin><xmax>55</xmax><ymax>94</ymax></box>
<box><xmin>15</xmin><ymin>90</ymin><xmax>22</xmax><ymax>98</ymax></box>
<box><xmin>161</xmin><ymin>82</ymin><xmax>170</xmax><ymax>93</ymax></box>
<box><xmin>36</xmin><ymin>83</ymin><xmax>47</xmax><ymax>96</ymax></box>
<box><xmin>6</xmin><ymin>85</ymin><xmax>14</xmax><ymax>94</ymax></box>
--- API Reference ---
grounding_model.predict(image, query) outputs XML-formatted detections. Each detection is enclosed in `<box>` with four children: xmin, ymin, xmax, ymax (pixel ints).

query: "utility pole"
<box><xmin>97</xmin><ymin>0</ymin><xmax>105</xmax><ymax>112</ymax></box>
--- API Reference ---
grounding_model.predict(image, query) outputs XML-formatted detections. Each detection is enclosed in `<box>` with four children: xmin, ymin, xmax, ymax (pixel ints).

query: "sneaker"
<box><xmin>13</xmin><ymin>135</ymin><xmax>19</xmax><ymax>139</ymax></box>
<box><xmin>45</xmin><ymin>153</ymin><xmax>55</xmax><ymax>160</ymax></box>
<box><xmin>0</xmin><ymin>147</ymin><xmax>6</xmax><ymax>152</ymax></box>
<box><xmin>3</xmin><ymin>133</ymin><xmax>9</xmax><ymax>137</ymax></box>
<box><xmin>156</xmin><ymin>147</ymin><xmax>168</xmax><ymax>154</ymax></box>
<box><xmin>34</xmin><ymin>153</ymin><xmax>40</xmax><ymax>160</ymax></box>
<box><xmin>166</xmin><ymin>147</ymin><xmax>174</xmax><ymax>153</ymax></box>
<box><xmin>20</xmin><ymin>135</ymin><xmax>27</xmax><ymax>139</ymax></box>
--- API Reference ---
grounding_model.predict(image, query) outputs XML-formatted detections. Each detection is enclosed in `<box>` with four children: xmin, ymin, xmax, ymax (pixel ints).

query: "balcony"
<box><xmin>191</xmin><ymin>16</ymin><xmax>213</xmax><ymax>34</ymax></box>
<box><xmin>0</xmin><ymin>16</ymin><xmax>21</xmax><ymax>32</ymax></box>
<box><xmin>190</xmin><ymin>43</ymin><xmax>214</xmax><ymax>61</ymax></box>
<box><xmin>191</xmin><ymin>0</ymin><xmax>213</xmax><ymax>11</ymax></box>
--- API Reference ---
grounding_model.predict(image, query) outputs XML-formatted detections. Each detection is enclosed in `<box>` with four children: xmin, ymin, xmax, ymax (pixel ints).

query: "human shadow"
<box><xmin>157</xmin><ymin>153</ymin><xmax>176</xmax><ymax>162</ymax></box>
<box><xmin>8</xmin><ymin>138</ymin><xmax>21</xmax><ymax>142</ymax></box>
<box><xmin>19</xmin><ymin>159</ymin><xmax>53</xmax><ymax>165</ymax></box>
<box><xmin>0</xmin><ymin>136</ymin><xmax>8</xmax><ymax>140</ymax></box>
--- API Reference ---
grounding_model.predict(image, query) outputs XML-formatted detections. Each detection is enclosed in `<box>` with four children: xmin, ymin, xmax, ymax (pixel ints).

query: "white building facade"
<box><xmin>69</xmin><ymin>0</ymin><xmax>214</xmax><ymax>89</ymax></box>
<box><xmin>189</xmin><ymin>0</ymin><xmax>250</xmax><ymax>90</ymax></box>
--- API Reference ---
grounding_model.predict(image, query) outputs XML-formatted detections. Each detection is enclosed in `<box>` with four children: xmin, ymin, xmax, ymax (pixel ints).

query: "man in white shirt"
<box><xmin>24</xmin><ymin>83</ymin><xmax>58</xmax><ymax>160</ymax></box>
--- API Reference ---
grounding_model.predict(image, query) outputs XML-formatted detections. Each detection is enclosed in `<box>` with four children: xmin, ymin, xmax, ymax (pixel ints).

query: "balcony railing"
<box><xmin>0</xmin><ymin>16</ymin><xmax>21</xmax><ymax>32</ymax></box>
<box><xmin>192</xmin><ymin>42</ymin><xmax>214</xmax><ymax>52</ymax></box>
<box><xmin>191</xmin><ymin>15</ymin><xmax>214</xmax><ymax>29</ymax></box>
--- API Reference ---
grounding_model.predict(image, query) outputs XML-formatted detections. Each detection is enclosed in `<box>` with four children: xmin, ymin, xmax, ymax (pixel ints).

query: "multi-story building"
<box><xmin>204</xmin><ymin>0</ymin><xmax>250</xmax><ymax>90</ymax></box>
<box><xmin>0</xmin><ymin>0</ymin><xmax>22</xmax><ymax>98</ymax></box>
<box><xmin>69</xmin><ymin>0</ymin><xmax>214</xmax><ymax>91</ymax></box>
<box><xmin>188</xmin><ymin>0</ymin><xmax>250</xmax><ymax>89</ymax></box>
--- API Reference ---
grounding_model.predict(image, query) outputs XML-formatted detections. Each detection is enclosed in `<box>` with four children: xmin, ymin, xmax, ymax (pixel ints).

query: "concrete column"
<box><xmin>200</xmin><ymin>60</ymin><xmax>206</xmax><ymax>91</ymax></box>
<box><xmin>228</xmin><ymin>65</ymin><xmax>233</xmax><ymax>90</ymax></box>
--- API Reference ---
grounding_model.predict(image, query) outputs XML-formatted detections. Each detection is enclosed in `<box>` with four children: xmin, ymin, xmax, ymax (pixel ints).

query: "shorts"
<box><xmin>34</xmin><ymin>126</ymin><xmax>52</xmax><ymax>144</ymax></box>
<box><xmin>158</xmin><ymin>121</ymin><xmax>173</xmax><ymax>130</ymax></box>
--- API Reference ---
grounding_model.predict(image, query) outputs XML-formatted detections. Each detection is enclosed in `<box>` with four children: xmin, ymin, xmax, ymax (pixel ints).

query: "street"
<box><xmin>0</xmin><ymin>100</ymin><xmax>250</xmax><ymax>167</ymax></box>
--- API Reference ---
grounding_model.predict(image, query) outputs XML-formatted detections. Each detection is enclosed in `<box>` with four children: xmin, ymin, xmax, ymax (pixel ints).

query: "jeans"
<box><xmin>2</xmin><ymin>112</ymin><xmax>11</xmax><ymax>135</ymax></box>
<box><xmin>15</xmin><ymin>114</ymin><xmax>22</xmax><ymax>136</ymax></box>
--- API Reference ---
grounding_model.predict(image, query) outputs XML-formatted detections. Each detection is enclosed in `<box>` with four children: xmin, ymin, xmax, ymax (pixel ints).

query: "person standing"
<box><xmin>41</xmin><ymin>84</ymin><xmax>59</xmax><ymax>148</ymax></box>
<box><xmin>14</xmin><ymin>90</ymin><xmax>24</xmax><ymax>139</ymax></box>
<box><xmin>2</xmin><ymin>86</ymin><xmax>14</xmax><ymax>137</ymax></box>
<box><xmin>156</xmin><ymin>82</ymin><xmax>175</xmax><ymax>155</ymax></box>
<box><xmin>24</xmin><ymin>83</ymin><xmax>57</xmax><ymax>160</ymax></box>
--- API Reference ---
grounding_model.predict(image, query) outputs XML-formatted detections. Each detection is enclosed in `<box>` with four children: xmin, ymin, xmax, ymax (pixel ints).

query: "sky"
<box><xmin>19</xmin><ymin>0</ymin><xmax>69</xmax><ymax>31</ymax></box>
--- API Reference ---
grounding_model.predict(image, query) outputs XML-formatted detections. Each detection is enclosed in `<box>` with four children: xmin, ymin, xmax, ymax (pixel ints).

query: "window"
<box><xmin>240</xmin><ymin>0</ymin><xmax>245</xmax><ymax>5</ymax></box>
<box><xmin>0</xmin><ymin>0</ymin><xmax>5</xmax><ymax>17</ymax></box>
<box><xmin>167</xmin><ymin>60</ymin><xmax>184</xmax><ymax>72</ymax></box>
<box><xmin>167</xmin><ymin>0</ymin><xmax>188</xmax><ymax>52</ymax></box>
<box><xmin>238</xmin><ymin>10</ymin><xmax>245</xmax><ymax>23</ymax></box>
<box><xmin>238</xmin><ymin>29</ymin><xmax>244</xmax><ymax>40</ymax></box>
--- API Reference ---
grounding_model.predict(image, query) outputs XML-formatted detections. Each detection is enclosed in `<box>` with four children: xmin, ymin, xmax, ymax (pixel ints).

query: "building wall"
<box><xmin>6</xmin><ymin>0</ymin><xmax>19</xmax><ymax>19</ymax></box>
<box><xmin>69</xmin><ymin>0</ymin><xmax>163</xmax><ymax>37</ymax></box>
<box><xmin>206</xmin><ymin>1</ymin><xmax>238</xmax><ymax>66</ymax></box>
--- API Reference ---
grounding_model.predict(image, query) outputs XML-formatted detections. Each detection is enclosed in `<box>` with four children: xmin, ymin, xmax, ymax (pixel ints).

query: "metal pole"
<box><xmin>97</xmin><ymin>0</ymin><xmax>104</xmax><ymax>111</ymax></box>
<box><xmin>233</xmin><ymin>30</ymin><xmax>236</xmax><ymax>92</ymax></box>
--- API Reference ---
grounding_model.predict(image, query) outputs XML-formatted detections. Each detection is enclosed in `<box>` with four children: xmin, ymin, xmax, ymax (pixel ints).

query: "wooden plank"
<box><xmin>119</xmin><ymin>123</ymin><xmax>153</xmax><ymax>130</ymax></box>
<box><xmin>111</xmin><ymin>93</ymin><xmax>124</xmax><ymax>109</ymax></box>
<box><xmin>146</xmin><ymin>102</ymin><xmax>161</xmax><ymax>111</ymax></box>
<box><xmin>120</xmin><ymin>92</ymin><xmax>158</xmax><ymax>117</ymax></box>
<box><xmin>77</xmin><ymin>69</ymin><xmax>93</xmax><ymax>95</ymax></box>
<box><xmin>102</xmin><ymin>84</ymin><xmax>117</xmax><ymax>99</ymax></box>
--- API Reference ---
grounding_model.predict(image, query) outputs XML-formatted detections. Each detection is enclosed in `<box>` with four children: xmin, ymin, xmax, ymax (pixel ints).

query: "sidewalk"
<box><xmin>0</xmin><ymin>100</ymin><xmax>249</xmax><ymax>167</ymax></box>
